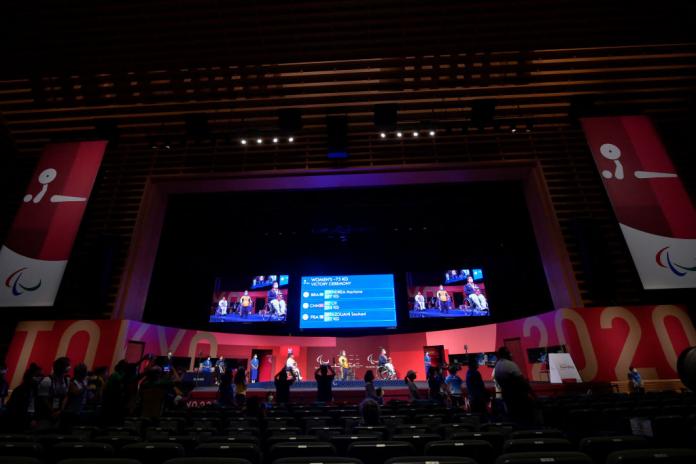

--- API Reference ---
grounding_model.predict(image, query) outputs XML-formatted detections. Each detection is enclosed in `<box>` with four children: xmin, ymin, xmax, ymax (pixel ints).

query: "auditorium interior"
<box><xmin>1</xmin><ymin>1</ymin><xmax>696</xmax><ymax>464</ymax></box>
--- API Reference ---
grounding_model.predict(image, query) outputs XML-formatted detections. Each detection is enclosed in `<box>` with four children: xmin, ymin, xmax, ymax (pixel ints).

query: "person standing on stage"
<box><xmin>424</xmin><ymin>351</ymin><xmax>431</xmax><ymax>378</ymax></box>
<box><xmin>414</xmin><ymin>291</ymin><xmax>426</xmax><ymax>312</ymax></box>
<box><xmin>628</xmin><ymin>366</ymin><xmax>644</xmax><ymax>394</ymax></box>
<box><xmin>436</xmin><ymin>285</ymin><xmax>449</xmax><ymax>313</ymax></box>
<box><xmin>338</xmin><ymin>350</ymin><xmax>349</xmax><ymax>381</ymax></box>
<box><xmin>268</xmin><ymin>282</ymin><xmax>287</xmax><ymax>317</ymax></box>
<box><xmin>201</xmin><ymin>356</ymin><xmax>212</xmax><ymax>373</ymax></box>
<box><xmin>218</xmin><ymin>296</ymin><xmax>228</xmax><ymax>315</ymax></box>
<box><xmin>239</xmin><ymin>290</ymin><xmax>253</xmax><ymax>317</ymax></box>
<box><xmin>250</xmin><ymin>354</ymin><xmax>259</xmax><ymax>383</ymax></box>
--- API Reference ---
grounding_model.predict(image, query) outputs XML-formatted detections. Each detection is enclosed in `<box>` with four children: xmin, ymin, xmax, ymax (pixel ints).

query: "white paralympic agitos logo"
<box><xmin>23</xmin><ymin>168</ymin><xmax>87</xmax><ymax>204</ymax></box>
<box><xmin>599</xmin><ymin>143</ymin><xmax>677</xmax><ymax>181</ymax></box>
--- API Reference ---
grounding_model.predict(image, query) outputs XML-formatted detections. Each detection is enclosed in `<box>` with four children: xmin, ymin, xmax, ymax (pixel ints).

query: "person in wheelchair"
<box><xmin>377</xmin><ymin>348</ymin><xmax>396</xmax><ymax>379</ymax></box>
<box><xmin>268</xmin><ymin>281</ymin><xmax>287</xmax><ymax>320</ymax></box>
<box><xmin>464</xmin><ymin>275</ymin><xmax>488</xmax><ymax>310</ymax></box>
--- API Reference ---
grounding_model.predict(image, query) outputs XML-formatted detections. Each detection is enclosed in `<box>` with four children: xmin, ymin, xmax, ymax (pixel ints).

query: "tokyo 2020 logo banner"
<box><xmin>0</xmin><ymin>141</ymin><xmax>106</xmax><ymax>306</ymax></box>
<box><xmin>581</xmin><ymin>116</ymin><xmax>696</xmax><ymax>289</ymax></box>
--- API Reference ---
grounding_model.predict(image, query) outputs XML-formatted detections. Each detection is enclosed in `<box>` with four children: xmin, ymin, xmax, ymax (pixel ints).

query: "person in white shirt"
<box><xmin>414</xmin><ymin>291</ymin><xmax>425</xmax><ymax>311</ymax></box>
<box><xmin>286</xmin><ymin>353</ymin><xmax>302</xmax><ymax>381</ymax></box>
<box><xmin>218</xmin><ymin>296</ymin><xmax>228</xmax><ymax>315</ymax></box>
<box><xmin>492</xmin><ymin>347</ymin><xmax>534</xmax><ymax>423</ymax></box>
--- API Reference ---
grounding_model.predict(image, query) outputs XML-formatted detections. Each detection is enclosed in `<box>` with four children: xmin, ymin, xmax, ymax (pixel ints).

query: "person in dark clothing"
<box><xmin>274</xmin><ymin>368</ymin><xmax>295</xmax><ymax>404</ymax></box>
<box><xmin>5</xmin><ymin>363</ymin><xmax>43</xmax><ymax>431</ymax></box>
<box><xmin>217</xmin><ymin>370</ymin><xmax>235</xmax><ymax>407</ymax></box>
<box><xmin>405</xmin><ymin>370</ymin><xmax>420</xmax><ymax>402</ymax></box>
<box><xmin>315</xmin><ymin>364</ymin><xmax>336</xmax><ymax>402</ymax></box>
<box><xmin>493</xmin><ymin>346</ymin><xmax>535</xmax><ymax>423</ymax></box>
<box><xmin>465</xmin><ymin>358</ymin><xmax>490</xmax><ymax>415</ymax></box>
<box><xmin>101</xmin><ymin>360</ymin><xmax>128</xmax><ymax>425</ymax></box>
<box><xmin>427</xmin><ymin>366</ymin><xmax>444</xmax><ymax>402</ymax></box>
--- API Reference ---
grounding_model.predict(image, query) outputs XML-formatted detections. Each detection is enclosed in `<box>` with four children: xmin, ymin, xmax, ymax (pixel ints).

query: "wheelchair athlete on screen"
<box><xmin>266</xmin><ymin>281</ymin><xmax>287</xmax><ymax>321</ymax></box>
<box><xmin>464</xmin><ymin>275</ymin><xmax>488</xmax><ymax>311</ymax></box>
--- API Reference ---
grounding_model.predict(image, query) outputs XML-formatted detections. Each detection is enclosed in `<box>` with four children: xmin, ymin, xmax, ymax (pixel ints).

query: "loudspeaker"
<box><xmin>278</xmin><ymin>108</ymin><xmax>303</xmax><ymax>133</ymax></box>
<box><xmin>374</xmin><ymin>104</ymin><xmax>398</xmax><ymax>129</ymax></box>
<box><xmin>326</xmin><ymin>115</ymin><xmax>348</xmax><ymax>158</ymax></box>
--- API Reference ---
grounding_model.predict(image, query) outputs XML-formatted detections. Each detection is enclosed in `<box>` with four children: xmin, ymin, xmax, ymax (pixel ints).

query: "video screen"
<box><xmin>407</xmin><ymin>268</ymin><xmax>490</xmax><ymax>318</ymax></box>
<box><xmin>299</xmin><ymin>274</ymin><xmax>397</xmax><ymax>329</ymax></box>
<box><xmin>210</xmin><ymin>274</ymin><xmax>289</xmax><ymax>323</ymax></box>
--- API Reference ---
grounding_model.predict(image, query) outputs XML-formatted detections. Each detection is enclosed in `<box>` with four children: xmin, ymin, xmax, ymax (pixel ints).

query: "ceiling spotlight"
<box><xmin>380</xmin><ymin>132</ymin><xmax>387</xmax><ymax>139</ymax></box>
<box><xmin>396</xmin><ymin>131</ymin><xmax>403</xmax><ymax>138</ymax></box>
<box><xmin>412</xmin><ymin>131</ymin><xmax>419</xmax><ymax>137</ymax></box>
<box><xmin>272</xmin><ymin>137</ymin><xmax>279</xmax><ymax>143</ymax></box>
<box><xmin>241</xmin><ymin>139</ymin><xmax>247</xmax><ymax>145</ymax></box>
<box><xmin>429</xmin><ymin>130</ymin><xmax>436</xmax><ymax>136</ymax></box>
<box><xmin>511</xmin><ymin>127</ymin><xmax>517</xmax><ymax>134</ymax></box>
<box><xmin>256</xmin><ymin>138</ymin><xmax>263</xmax><ymax>144</ymax></box>
<box><xmin>288</xmin><ymin>136</ymin><xmax>294</xmax><ymax>143</ymax></box>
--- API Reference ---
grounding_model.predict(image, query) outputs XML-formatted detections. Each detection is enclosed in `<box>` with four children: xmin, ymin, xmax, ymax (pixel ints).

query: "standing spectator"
<box><xmin>36</xmin><ymin>357</ymin><xmax>71</xmax><ymax>430</ymax></box>
<box><xmin>217</xmin><ymin>370</ymin><xmax>235</xmax><ymax>407</ymax></box>
<box><xmin>364</xmin><ymin>370</ymin><xmax>377</xmax><ymax>400</ymax></box>
<box><xmin>493</xmin><ymin>347</ymin><xmax>534</xmax><ymax>423</ymax></box>
<box><xmin>0</xmin><ymin>364</ymin><xmax>9</xmax><ymax>409</ymax></box>
<box><xmin>445</xmin><ymin>365</ymin><xmax>464</xmax><ymax>408</ymax></box>
<box><xmin>405</xmin><ymin>370</ymin><xmax>420</xmax><ymax>402</ymax></box>
<box><xmin>274</xmin><ymin>368</ymin><xmax>295</xmax><ymax>404</ymax></box>
<box><xmin>234</xmin><ymin>367</ymin><xmax>248</xmax><ymax>406</ymax></box>
<box><xmin>61</xmin><ymin>363</ymin><xmax>88</xmax><ymax>430</ymax></box>
<box><xmin>424</xmin><ymin>352</ymin><xmax>431</xmax><ymax>378</ymax></box>
<box><xmin>465</xmin><ymin>358</ymin><xmax>490</xmax><ymax>415</ymax></box>
<box><xmin>88</xmin><ymin>366</ymin><xmax>108</xmax><ymax>406</ymax></box>
<box><xmin>315</xmin><ymin>364</ymin><xmax>336</xmax><ymax>403</ymax></box>
<box><xmin>5</xmin><ymin>363</ymin><xmax>43</xmax><ymax>431</ymax></box>
<box><xmin>101</xmin><ymin>360</ymin><xmax>128</xmax><ymax>425</ymax></box>
<box><xmin>427</xmin><ymin>366</ymin><xmax>444</xmax><ymax>402</ymax></box>
<box><xmin>628</xmin><ymin>366</ymin><xmax>645</xmax><ymax>394</ymax></box>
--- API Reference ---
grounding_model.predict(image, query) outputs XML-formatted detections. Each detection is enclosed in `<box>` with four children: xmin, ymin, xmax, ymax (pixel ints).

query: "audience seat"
<box><xmin>0</xmin><ymin>436</ymin><xmax>35</xmax><ymax>443</ymax></box>
<box><xmin>385</xmin><ymin>458</ymin><xmax>477</xmax><ymax>464</ymax></box>
<box><xmin>606</xmin><ymin>448</ymin><xmax>696</xmax><ymax>463</ymax></box>
<box><xmin>0</xmin><ymin>457</ymin><xmax>42</xmax><ymax>464</ymax></box>
<box><xmin>509</xmin><ymin>430</ymin><xmax>564</xmax><ymax>440</ymax></box>
<box><xmin>58</xmin><ymin>459</ymin><xmax>141</xmax><ymax>464</ymax></box>
<box><xmin>158</xmin><ymin>436</ymin><xmax>199</xmax><ymax>453</ymax></box>
<box><xmin>164</xmin><ymin>459</ymin><xmax>251</xmax><ymax>464</ymax></box>
<box><xmin>503</xmin><ymin>438</ymin><xmax>573</xmax><ymax>454</ymax></box>
<box><xmin>193</xmin><ymin>442</ymin><xmax>261</xmax><ymax>464</ymax></box>
<box><xmin>0</xmin><ymin>443</ymin><xmax>44</xmax><ymax>459</ymax></box>
<box><xmin>272</xmin><ymin>457</ymin><xmax>362</xmax><ymax>464</ymax></box>
<box><xmin>424</xmin><ymin>440</ymin><xmax>495</xmax><ymax>464</ymax></box>
<box><xmin>329</xmin><ymin>435</ymin><xmax>382</xmax><ymax>455</ymax></box>
<box><xmin>119</xmin><ymin>443</ymin><xmax>185</xmax><ymax>464</ymax></box>
<box><xmin>266</xmin><ymin>442</ymin><xmax>336</xmax><ymax>464</ymax></box>
<box><xmin>265</xmin><ymin>436</ymin><xmax>318</xmax><ymax>448</ymax></box>
<box><xmin>52</xmin><ymin>443</ymin><xmax>115</xmax><ymax>461</ymax></box>
<box><xmin>437</xmin><ymin>424</ymin><xmax>476</xmax><ymax>437</ymax></box>
<box><xmin>92</xmin><ymin>436</ymin><xmax>142</xmax><ymax>450</ymax></box>
<box><xmin>450</xmin><ymin>432</ymin><xmax>506</xmax><ymax>451</ymax></box>
<box><xmin>351</xmin><ymin>426</ymin><xmax>388</xmax><ymax>439</ymax></box>
<box><xmin>346</xmin><ymin>441</ymin><xmax>415</xmax><ymax>464</ymax></box>
<box><xmin>35</xmin><ymin>436</ymin><xmax>82</xmax><ymax>448</ymax></box>
<box><xmin>578</xmin><ymin>436</ymin><xmax>649</xmax><ymax>464</ymax></box>
<box><xmin>390</xmin><ymin>434</ymin><xmax>441</xmax><ymax>454</ymax></box>
<box><xmin>495</xmin><ymin>452</ymin><xmax>592</xmax><ymax>464</ymax></box>
<box><xmin>202</xmin><ymin>437</ymin><xmax>259</xmax><ymax>445</ymax></box>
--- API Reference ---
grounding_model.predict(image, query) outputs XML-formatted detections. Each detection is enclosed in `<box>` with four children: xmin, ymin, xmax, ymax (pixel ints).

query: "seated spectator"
<box><xmin>359</xmin><ymin>398</ymin><xmax>381</xmax><ymax>425</ymax></box>
<box><xmin>274</xmin><ymin>368</ymin><xmax>295</xmax><ymax>404</ymax></box>
<box><xmin>315</xmin><ymin>364</ymin><xmax>336</xmax><ymax>402</ymax></box>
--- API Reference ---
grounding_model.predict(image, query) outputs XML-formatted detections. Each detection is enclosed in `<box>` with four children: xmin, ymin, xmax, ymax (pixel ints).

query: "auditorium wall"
<box><xmin>5</xmin><ymin>305</ymin><xmax>695</xmax><ymax>389</ymax></box>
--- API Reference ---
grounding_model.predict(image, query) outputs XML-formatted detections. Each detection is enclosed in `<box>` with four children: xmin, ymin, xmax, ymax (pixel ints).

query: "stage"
<box><xmin>184</xmin><ymin>379</ymin><xmax>620</xmax><ymax>407</ymax></box>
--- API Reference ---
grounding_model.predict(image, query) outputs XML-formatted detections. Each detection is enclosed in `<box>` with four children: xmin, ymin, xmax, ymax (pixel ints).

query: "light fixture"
<box><xmin>429</xmin><ymin>130</ymin><xmax>436</xmax><ymax>136</ymax></box>
<box><xmin>241</xmin><ymin>139</ymin><xmax>247</xmax><ymax>145</ymax></box>
<box><xmin>256</xmin><ymin>138</ymin><xmax>263</xmax><ymax>144</ymax></box>
<box><xmin>412</xmin><ymin>131</ymin><xmax>419</xmax><ymax>137</ymax></box>
<box><xmin>511</xmin><ymin>127</ymin><xmax>517</xmax><ymax>134</ymax></box>
<box><xmin>380</xmin><ymin>132</ymin><xmax>387</xmax><ymax>139</ymax></box>
<box><xmin>272</xmin><ymin>137</ymin><xmax>279</xmax><ymax>143</ymax></box>
<box><xmin>288</xmin><ymin>136</ymin><xmax>294</xmax><ymax>143</ymax></box>
<box><xmin>396</xmin><ymin>131</ymin><xmax>403</xmax><ymax>138</ymax></box>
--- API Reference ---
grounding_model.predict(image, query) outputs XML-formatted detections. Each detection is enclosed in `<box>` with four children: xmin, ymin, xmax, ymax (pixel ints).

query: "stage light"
<box><xmin>429</xmin><ymin>130</ymin><xmax>436</xmax><ymax>136</ymax></box>
<box><xmin>256</xmin><ymin>138</ymin><xmax>262</xmax><ymax>144</ymax></box>
<box><xmin>241</xmin><ymin>139</ymin><xmax>247</xmax><ymax>145</ymax></box>
<box><xmin>272</xmin><ymin>137</ymin><xmax>279</xmax><ymax>143</ymax></box>
<box><xmin>380</xmin><ymin>132</ymin><xmax>387</xmax><ymax>138</ymax></box>
<box><xmin>412</xmin><ymin>131</ymin><xmax>419</xmax><ymax>137</ymax></box>
<box><xmin>511</xmin><ymin>127</ymin><xmax>517</xmax><ymax>134</ymax></box>
<box><xmin>396</xmin><ymin>131</ymin><xmax>403</xmax><ymax>138</ymax></box>
<box><xmin>288</xmin><ymin>136</ymin><xmax>294</xmax><ymax>143</ymax></box>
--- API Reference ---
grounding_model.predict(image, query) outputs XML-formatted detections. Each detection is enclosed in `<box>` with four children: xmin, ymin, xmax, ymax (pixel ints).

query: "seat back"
<box><xmin>578</xmin><ymin>436</ymin><xmax>649</xmax><ymax>464</ymax></box>
<box><xmin>606</xmin><ymin>448</ymin><xmax>696</xmax><ymax>464</ymax></box>
<box><xmin>52</xmin><ymin>443</ymin><xmax>115</xmax><ymax>462</ymax></box>
<box><xmin>347</xmin><ymin>441</ymin><xmax>415</xmax><ymax>464</ymax></box>
<box><xmin>119</xmin><ymin>443</ymin><xmax>185</xmax><ymax>464</ymax></box>
<box><xmin>494</xmin><ymin>451</ymin><xmax>592</xmax><ymax>464</ymax></box>
<box><xmin>266</xmin><ymin>442</ymin><xmax>336</xmax><ymax>464</ymax></box>
<box><xmin>424</xmin><ymin>440</ymin><xmax>495</xmax><ymax>464</ymax></box>
<box><xmin>0</xmin><ymin>443</ymin><xmax>44</xmax><ymax>459</ymax></box>
<box><xmin>193</xmin><ymin>443</ymin><xmax>261</xmax><ymax>464</ymax></box>
<box><xmin>503</xmin><ymin>438</ymin><xmax>573</xmax><ymax>454</ymax></box>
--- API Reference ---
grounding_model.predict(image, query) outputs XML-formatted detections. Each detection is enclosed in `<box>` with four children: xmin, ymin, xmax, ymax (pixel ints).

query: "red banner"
<box><xmin>581</xmin><ymin>116</ymin><xmax>696</xmax><ymax>289</ymax></box>
<box><xmin>0</xmin><ymin>142</ymin><xmax>106</xmax><ymax>306</ymax></box>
